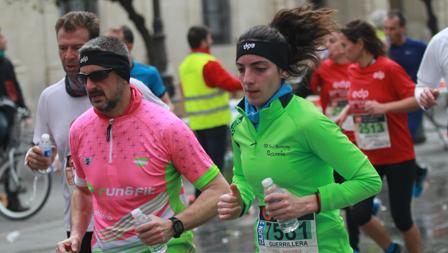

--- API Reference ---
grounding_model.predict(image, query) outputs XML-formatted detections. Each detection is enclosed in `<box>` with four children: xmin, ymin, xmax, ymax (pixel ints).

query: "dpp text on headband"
<box><xmin>79</xmin><ymin>50</ymin><xmax>130</xmax><ymax>81</ymax></box>
<box><xmin>236</xmin><ymin>40</ymin><xmax>289</xmax><ymax>69</ymax></box>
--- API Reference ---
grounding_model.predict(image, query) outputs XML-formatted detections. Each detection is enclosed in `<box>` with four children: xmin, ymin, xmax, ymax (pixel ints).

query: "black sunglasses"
<box><xmin>78</xmin><ymin>68</ymin><xmax>113</xmax><ymax>85</ymax></box>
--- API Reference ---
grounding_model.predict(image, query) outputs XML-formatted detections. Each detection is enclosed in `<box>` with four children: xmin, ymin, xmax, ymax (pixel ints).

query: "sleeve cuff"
<box><xmin>414</xmin><ymin>85</ymin><xmax>427</xmax><ymax>110</ymax></box>
<box><xmin>193</xmin><ymin>164</ymin><xmax>220</xmax><ymax>190</ymax></box>
<box><xmin>74</xmin><ymin>171</ymin><xmax>87</xmax><ymax>187</ymax></box>
<box><xmin>317</xmin><ymin>185</ymin><xmax>328</xmax><ymax>212</ymax></box>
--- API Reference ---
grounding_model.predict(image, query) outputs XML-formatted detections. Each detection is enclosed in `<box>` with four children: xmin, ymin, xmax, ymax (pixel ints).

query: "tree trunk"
<box><xmin>389</xmin><ymin>0</ymin><xmax>403</xmax><ymax>10</ymax></box>
<box><xmin>420</xmin><ymin>0</ymin><xmax>439</xmax><ymax>35</ymax></box>
<box><xmin>109</xmin><ymin>0</ymin><xmax>174</xmax><ymax>97</ymax></box>
<box><xmin>151</xmin><ymin>0</ymin><xmax>168</xmax><ymax>73</ymax></box>
<box><xmin>113</xmin><ymin>0</ymin><xmax>154</xmax><ymax>64</ymax></box>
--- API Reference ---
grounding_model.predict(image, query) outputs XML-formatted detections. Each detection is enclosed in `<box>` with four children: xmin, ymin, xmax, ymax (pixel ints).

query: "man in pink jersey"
<box><xmin>56</xmin><ymin>36</ymin><xmax>229</xmax><ymax>253</ymax></box>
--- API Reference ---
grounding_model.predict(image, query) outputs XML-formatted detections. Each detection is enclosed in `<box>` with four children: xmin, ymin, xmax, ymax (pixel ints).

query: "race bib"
<box><xmin>326</xmin><ymin>100</ymin><xmax>354</xmax><ymax>132</ymax></box>
<box><xmin>341</xmin><ymin>115</ymin><xmax>354</xmax><ymax>132</ymax></box>
<box><xmin>353</xmin><ymin>114</ymin><xmax>391</xmax><ymax>150</ymax></box>
<box><xmin>326</xmin><ymin>100</ymin><xmax>347</xmax><ymax>119</ymax></box>
<box><xmin>257</xmin><ymin>207</ymin><xmax>318</xmax><ymax>253</ymax></box>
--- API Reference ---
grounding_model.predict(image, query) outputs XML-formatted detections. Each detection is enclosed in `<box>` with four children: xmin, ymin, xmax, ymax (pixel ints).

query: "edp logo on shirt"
<box><xmin>332</xmin><ymin>80</ymin><xmax>350</xmax><ymax>89</ymax></box>
<box><xmin>352</xmin><ymin>89</ymin><xmax>369</xmax><ymax>100</ymax></box>
<box><xmin>373</xmin><ymin>71</ymin><xmax>385</xmax><ymax>80</ymax></box>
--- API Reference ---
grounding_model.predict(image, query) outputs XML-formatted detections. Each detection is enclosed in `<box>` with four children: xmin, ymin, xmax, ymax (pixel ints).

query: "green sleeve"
<box><xmin>304</xmin><ymin>114</ymin><xmax>382</xmax><ymax>212</ymax></box>
<box><xmin>231</xmin><ymin>139</ymin><xmax>255</xmax><ymax>216</ymax></box>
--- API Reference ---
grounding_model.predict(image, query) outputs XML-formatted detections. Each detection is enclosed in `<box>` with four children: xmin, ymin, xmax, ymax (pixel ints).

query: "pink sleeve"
<box><xmin>69</xmin><ymin>123</ymin><xmax>86</xmax><ymax>180</ymax></box>
<box><xmin>165</xmin><ymin>119</ymin><xmax>214</xmax><ymax>183</ymax></box>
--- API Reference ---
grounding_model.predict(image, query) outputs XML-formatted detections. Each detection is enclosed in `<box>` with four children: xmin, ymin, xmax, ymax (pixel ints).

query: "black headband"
<box><xmin>236</xmin><ymin>40</ymin><xmax>289</xmax><ymax>69</ymax></box>
<box><xmin>79</xmin><ymin>50</ymin><xmax>130</xmax><ymax>81</ymax></box>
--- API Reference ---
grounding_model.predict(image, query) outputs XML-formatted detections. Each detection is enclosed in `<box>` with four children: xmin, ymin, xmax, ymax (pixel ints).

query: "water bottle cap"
<box><xmin>261</xmin><ymin>178</ymin><xmax>273</xmax><ymax>188</ymax></box>
<box><xmin>131</xmin><ymin>208</ymin><xmax>143</xmax><ymax>218</ymax></box>
<box><xmin>41</xmin><ymin>133</ymin><xmax>50</xmax><ymax>141</ymax></box>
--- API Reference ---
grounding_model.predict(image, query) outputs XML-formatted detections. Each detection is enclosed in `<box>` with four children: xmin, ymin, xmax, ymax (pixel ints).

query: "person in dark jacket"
<box><xmin>0</xmin><ymin>29</ymin><xmax>29</xmax><ymax>212</ymax></box>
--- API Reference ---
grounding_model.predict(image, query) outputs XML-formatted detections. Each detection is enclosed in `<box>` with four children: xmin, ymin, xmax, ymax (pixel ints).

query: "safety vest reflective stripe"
<box><xmin>183</xmin><ymin>90</ymin><xmax>225</xmax><ymax>101</ymax></box>
<box><xmin>186</xmin><ymin>104</ymin><xmax>230</xmax><ymax>116</ymax></box>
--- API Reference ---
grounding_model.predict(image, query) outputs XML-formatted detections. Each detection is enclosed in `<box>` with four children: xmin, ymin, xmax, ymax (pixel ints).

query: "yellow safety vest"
<box><xmin>179</xmin><ymin>53</ymin><xmax>231</xmax><ymax>130</ymax></box>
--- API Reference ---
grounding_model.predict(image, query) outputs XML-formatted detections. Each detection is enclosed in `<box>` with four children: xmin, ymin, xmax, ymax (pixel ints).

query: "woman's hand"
<box><xmin>334</xmin><ymin>104</ymin><xmax>350</xmax><ymax>127</ymax></box>
<box><xmin>217</xmin><ymin>184</ymin><xmax>243</xmax><ymax>220</ymax></box>
<box><xmin>264</xmin><ymin>188</ymin><xmax>319</xmax><ymax>221</ymax></box>
<box><xmin>364</xmin><ymin>100</ymin><xmax>387</xmax><ymax>115</ymax></box>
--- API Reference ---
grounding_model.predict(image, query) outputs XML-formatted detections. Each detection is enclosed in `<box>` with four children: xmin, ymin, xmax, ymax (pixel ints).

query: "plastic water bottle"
<box><xmin>131</xmin><ymin>208</ymin><xmax>167</xmax><ymax>253</ymax></box>
<box><xmin>262</xmin><ymin>178</ymin><xmax>300</xmax><ymax>233</ymax></box>
<box><xmin>39</xmin><ymin>133</ymin><xmax>53</xmax><ymax>174</ymax></box>
<box><xmin>40</xmin><ymin>134</ymin><xmax>52</xmax><ymax>158</ymax></box>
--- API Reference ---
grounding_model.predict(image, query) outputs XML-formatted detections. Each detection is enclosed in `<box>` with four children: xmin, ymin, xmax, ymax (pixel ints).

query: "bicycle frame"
<box><xmin>0</xmin><ymin>148</ymin><xmax>20</xmax><ymax>186</ymax></box>
<box><xmin>0</xmin><ymin>150</ymin><xmax>52</xmax><ymax>220</ymax></box>
<box><xmin>424</xmin><ymin>88</ymin><xmax>448</xmax><ymax>150</ymax></box>
<box><xmin>0</xmin><ymin>103</ymin><xmax>52</xmax><ymax>220</ymax></box>
<box><xmin>424</xmin><ymin>111</ymin><xmax>448</xmax><ymax>150</ymax></box>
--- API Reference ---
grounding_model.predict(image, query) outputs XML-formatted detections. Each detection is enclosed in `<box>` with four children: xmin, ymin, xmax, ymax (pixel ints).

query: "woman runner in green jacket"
<box><xmin>217</xmin><ymin>5</ymin><xmax>381</xmax><ymax>253</ymax></box>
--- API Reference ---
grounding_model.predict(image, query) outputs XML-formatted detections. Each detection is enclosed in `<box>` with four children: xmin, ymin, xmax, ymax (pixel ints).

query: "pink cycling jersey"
<box><xmin>69</xmin><ymin>86</ymin><xmax>219</xmax><ymax>252</ymax></box>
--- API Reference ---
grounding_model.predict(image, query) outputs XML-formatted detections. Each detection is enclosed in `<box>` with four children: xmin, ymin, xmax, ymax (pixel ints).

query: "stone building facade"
<box><xmin>0</xmin><ymin>0</ymin><xmax>446</xmax><ymax>113</ymax></box>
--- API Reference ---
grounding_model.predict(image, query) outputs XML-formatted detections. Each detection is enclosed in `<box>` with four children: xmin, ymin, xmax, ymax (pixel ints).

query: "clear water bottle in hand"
<box><xmin>40</xmin><ymin>133</ymin><xmax>52</xmax><ymax>158</ymax></box>
<box><xmin>131</xmin><ymin>208</ymin><xmax>167</xmax><ymax>253</ymax></box>
<box><xmin>262</xmin><ymin>178</ymin><xmax>300</xmax><ymax>233</ymax></box>
<box><xmin>39</xmin><ymin>133</ymin><xmax>53</xmax><ymax>174</ymax></box>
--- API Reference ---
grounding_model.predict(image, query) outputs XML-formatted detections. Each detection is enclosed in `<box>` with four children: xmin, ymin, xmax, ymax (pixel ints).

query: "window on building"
<box><xmin>57</xmin><ymin>0</ymin><xmax>98</xmax><ymax>15</ymax></box>
<box><xmin>202</xmin><ymin>0</ymin><xmax>231</xmax><ymax>44</ymax></box>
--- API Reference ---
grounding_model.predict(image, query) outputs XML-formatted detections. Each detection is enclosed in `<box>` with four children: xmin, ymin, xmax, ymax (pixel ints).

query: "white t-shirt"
<box><xmin>415</xmin><ymin>27</ymin><xmax>448</xmax><ymax>102</ymax></box>
<box><xmin>32</xmin><ymin>77</ymin><xmax>167</xmax><ymax>231</ymax></box>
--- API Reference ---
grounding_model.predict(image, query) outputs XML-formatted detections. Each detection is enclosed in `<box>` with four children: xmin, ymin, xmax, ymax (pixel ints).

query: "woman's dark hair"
<box><xmin>237</xmin><ymin>4</ymin><xmax>335</xmax><ymax>78</ymax></box>
<box><xmin>341</xmin><ymin>19</ymin><xmax>385</xmax><ymax>57</ymax></box>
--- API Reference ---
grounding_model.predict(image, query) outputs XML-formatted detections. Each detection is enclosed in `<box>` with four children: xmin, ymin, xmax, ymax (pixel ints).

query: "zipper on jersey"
<box><xmin>106</xmin><ymin>119</ymin><xmax>114</xmax><ymax>163</ymax></box>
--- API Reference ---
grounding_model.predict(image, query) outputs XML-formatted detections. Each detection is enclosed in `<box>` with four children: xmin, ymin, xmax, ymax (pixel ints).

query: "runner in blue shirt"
<box><xmin>108</xmin><ymin>25</ymin><xmax>174</xmax><ymax>110</ymax></box>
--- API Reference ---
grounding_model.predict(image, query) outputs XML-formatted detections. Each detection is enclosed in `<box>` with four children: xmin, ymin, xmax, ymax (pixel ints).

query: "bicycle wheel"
<box><xmin>0</xmin><ymin>151</ymin><xmax>52</xmax><ymax>220</ymax></box>
<box><xmin>426</xmin><ymin>108</ymin><xmax>447</xmax><ymax>129</ymax></box>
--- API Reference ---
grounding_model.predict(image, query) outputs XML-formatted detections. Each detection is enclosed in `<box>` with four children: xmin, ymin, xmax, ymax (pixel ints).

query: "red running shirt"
<box><xmin>347</xmin><ymin>56</ymin><xmax>415</xmax><ymax>165</ymax></box>
<box><xmin>311</xmin><ymin>59</ymin><xmax>355</xmax><ymax>142</ymax></box>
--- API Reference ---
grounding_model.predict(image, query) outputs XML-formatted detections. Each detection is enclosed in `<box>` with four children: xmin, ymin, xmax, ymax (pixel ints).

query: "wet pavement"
<box><xmin>0</xmin><ymin>105</ymin><xmax>446</xmax><ymax>253</ymax></box>
<box><xmin>193</xmin><ymin>106</ymin><xmax>448</xmax><ymax>252</ymax></box>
